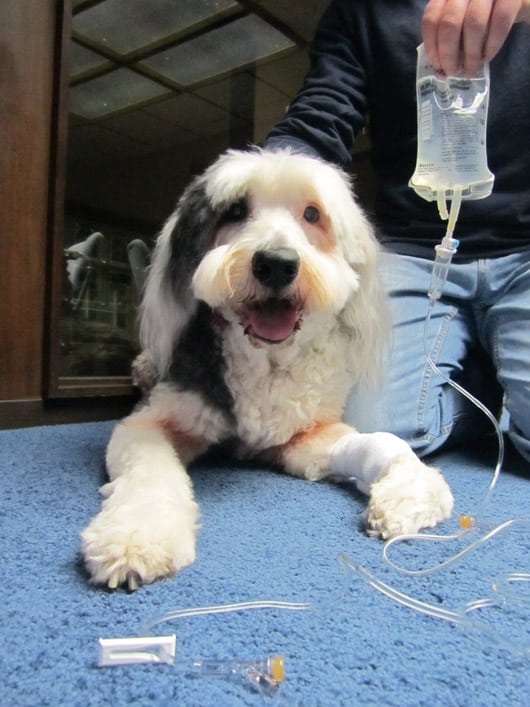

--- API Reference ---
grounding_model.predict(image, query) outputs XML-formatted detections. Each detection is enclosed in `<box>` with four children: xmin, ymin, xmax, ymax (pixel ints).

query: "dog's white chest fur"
<box><xmin>223</xmin><ymin>319</ymin><xmax>352</xmax><ymax>449</ymax></box>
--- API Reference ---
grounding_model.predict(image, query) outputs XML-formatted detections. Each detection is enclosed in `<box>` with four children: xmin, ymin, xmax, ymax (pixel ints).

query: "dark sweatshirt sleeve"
<box><xmin>265</xmin><ymin>0</ymin><xmax>369</xmax><ymax>166</ymax></box>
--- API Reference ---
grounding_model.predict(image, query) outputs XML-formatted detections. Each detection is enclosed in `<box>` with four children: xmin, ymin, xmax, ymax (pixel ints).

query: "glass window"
<box><xmin>49</xmin><ymin>0</ymin><xmax>345</xmax><ymax>395</ymax></box>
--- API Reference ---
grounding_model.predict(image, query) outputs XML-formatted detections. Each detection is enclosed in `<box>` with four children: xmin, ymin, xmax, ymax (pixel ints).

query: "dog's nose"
<box><xmin>251</xmin><ymin>247</ymin><xmax>300</xmax><ymax>289</ymax></box>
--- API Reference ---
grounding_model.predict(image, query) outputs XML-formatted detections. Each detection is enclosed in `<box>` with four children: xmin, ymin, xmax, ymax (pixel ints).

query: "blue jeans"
<box><xmin>344</xmin><ymin>250</ymin><xmax>530</xmax><ymax>463</ymax></box>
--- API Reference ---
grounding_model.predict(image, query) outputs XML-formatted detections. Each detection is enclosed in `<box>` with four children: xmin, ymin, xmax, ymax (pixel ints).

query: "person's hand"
<box><xmin>422</xmin><ymin>0</ymin><xmax>530</xmax><ymax>76</ymax></box>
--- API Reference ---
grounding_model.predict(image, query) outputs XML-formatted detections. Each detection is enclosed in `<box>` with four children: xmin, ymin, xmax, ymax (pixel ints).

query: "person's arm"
<box><xmin>265</xmin><ymin>0</ymin><xmax>368</xmax><ymax>166</ymax></box>
<box><xmin>519</xmin><ymin>0</ymin><xmax>530</xmax><ymax>20</ymax></box>
<box><xmin>422</xmin><ymin>0</ymin><xmax>530</xmax><ymax>77</ymax></box>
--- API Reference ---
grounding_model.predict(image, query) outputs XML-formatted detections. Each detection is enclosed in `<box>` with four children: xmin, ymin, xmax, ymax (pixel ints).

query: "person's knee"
<box><xmin>505</xmin><ymin>392</ymin><xmax>530</xmax><ymax>463</ymax></box>
<box><xmin>343</xmin><ymin>382</ymin><xmax>446</xmax><ymax>455</ymax></box>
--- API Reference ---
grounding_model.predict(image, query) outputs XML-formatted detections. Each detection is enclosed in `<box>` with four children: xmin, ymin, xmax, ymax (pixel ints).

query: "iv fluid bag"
<box><xmin>409</xmin><ymin>44</ymin><xmax>494</xmax><ymax>202</ymax></box>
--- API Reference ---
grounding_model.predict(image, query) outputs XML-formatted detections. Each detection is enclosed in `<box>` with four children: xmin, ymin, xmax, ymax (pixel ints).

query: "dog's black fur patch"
<box><xmin>167</xmin><ymin>178</ymin><xmax>218</xmax><ymax>299</ymax></box>
<box><xmin>168</xmin><ymin>301</ymin><xmax>235</xmax><ymax>423</ymax></box>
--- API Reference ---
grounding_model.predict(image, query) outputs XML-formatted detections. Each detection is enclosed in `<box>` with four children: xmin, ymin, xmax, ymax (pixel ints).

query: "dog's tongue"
<box><xmin>247</xmin><ymin>300</ymin><xmax>299</xmax><ymax>342</ymax></box>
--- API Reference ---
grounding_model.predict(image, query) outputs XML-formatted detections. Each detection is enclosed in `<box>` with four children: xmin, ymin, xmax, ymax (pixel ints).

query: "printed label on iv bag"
<box><xmin>409</xmin><ymin>44</ymin><xmax>494</xmax><ymax>202</ymax></box>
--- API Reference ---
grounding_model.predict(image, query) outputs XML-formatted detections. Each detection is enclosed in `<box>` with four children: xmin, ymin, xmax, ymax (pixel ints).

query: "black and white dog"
<box><xmin>81</xmin><ymin>149</ymin><xmax>453</xmax><ymax>589</ymax></box>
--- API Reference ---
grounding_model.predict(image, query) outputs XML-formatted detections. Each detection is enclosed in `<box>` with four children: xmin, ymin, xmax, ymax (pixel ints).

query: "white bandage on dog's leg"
<box><xmin>329</xmin><ymin>432</ymin><xmax>414</xmax><ymax>495</ymax></box>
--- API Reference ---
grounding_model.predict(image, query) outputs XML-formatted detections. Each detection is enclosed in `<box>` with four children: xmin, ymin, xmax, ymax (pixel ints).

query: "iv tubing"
<box><xmin>429</xmin><ymin>187</ymin><xmax>462</xmax><ymax>301</ymax></box>
<box><xmin>139</xmin><ymin>599</ymin><xmax>311</xmax><ymax>636</ymax></box>
<box><xmin>423</xmin><ymin>298</ymin><xmax>504</xmax><ymax>514</ymax></box>
<box><xmin>382</xmin><ymin>518</ymin><xmax>528</xmax><ymax>576</ymax></box>
<box><xmin>340</xmin><ymin>555</ymin><xmax>461</xmax><ymax>623</ymax></box>
<box><xmin>364</xmin><ymin>202</ymin><xmax>530</xmax><ymax>648</ymax></box>
<box><xmin>379</xmin><ymin>260</ymin><xmax>509</xmax><ymax>580</ymax></box>
<box><xmin>341</xmin><ymin>556</ymin><xmax>530</xmax><ymax>657</ymax></box>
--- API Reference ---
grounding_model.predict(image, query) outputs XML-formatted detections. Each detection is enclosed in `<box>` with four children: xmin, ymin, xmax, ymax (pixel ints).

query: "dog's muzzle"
<box><xmin>240</xmin><ymin>247</ymin><xmax>302</xmax><ymax>345</ymax></box>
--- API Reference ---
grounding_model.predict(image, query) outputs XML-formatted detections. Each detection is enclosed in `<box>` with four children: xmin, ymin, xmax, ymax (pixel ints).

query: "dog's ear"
<box><xmin>139</xmin><ymin>176</ymin><xmax>218</xmax><ymax>379</ymax></box>
<box><xmin>335</xmin><ymin>203</ymin><xmax>390</xmax><ymax>387</ymax></box>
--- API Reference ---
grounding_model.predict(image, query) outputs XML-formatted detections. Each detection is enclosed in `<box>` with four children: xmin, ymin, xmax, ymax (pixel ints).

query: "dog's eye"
<box><xmin>303</xmin><ymin>205</ymin><xmax>320</xmax><ymax>224</ymax></box>
<box><xmin>221</xmin><ymin>199</ymin><xmax>248</xmax><ymax>223</ymax></box>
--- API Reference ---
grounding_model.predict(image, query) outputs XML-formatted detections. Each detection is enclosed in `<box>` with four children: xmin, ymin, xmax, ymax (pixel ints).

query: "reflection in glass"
<box><xmin>69</xmin><ymin>67</ymin><xmax>169</xmax><ymax>119</ymax></box>
<box><xmin>142</xmin><ymin>15</ymin><xmax>295</xmax><ymax>86</ymax></box>
<box><xmin>70</xmin><ymin>42</ymin><xmax>110</xmax><ymax>78</ymax></box>
<box><xmin>73</xmin><ymin>0</ymin><xmax>239</xmax><ymax>55</ymax></box>
<box><xmin>60</xmin><ymin>212</ymin><xmax>150</xmax><ymax>377</ymax></box>
<box><xmin>54</xmin><ymin>0</ymin><xmax>310</xmax><ymax>390</ymax></box>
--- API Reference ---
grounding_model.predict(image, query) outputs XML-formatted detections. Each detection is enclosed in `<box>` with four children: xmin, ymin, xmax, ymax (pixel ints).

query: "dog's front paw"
<box><xmin>366</xmin><ymin>455</ymin><xmax>454</xmax><ymax>539</ymax></box>
<box><xmin>81</xmin><ymin>496</ymin><xmax>199</xmax><ymax>590</ymax></box>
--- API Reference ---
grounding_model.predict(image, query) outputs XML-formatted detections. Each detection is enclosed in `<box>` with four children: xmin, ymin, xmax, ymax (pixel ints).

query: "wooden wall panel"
<box><xmin>0</xmin><ymin>1</ymin><xmax>134</xmax><ymax>427</ymax></box>
<box><xmin>0</xmin><ymin>1</ymin><xmax>56</xmax><ymax>401</ymax></box>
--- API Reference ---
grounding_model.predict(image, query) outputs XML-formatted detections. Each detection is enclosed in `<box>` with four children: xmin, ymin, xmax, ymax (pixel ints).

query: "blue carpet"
<box><xmin>0</xmin><ymin>421</ymin><xmax>529</xmax><ymax>706</ymax></box>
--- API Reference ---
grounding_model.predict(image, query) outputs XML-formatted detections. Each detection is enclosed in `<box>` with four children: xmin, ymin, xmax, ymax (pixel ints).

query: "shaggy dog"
<box><xmin>81</xmin><ymin>149</ymin><xmax>453</xmax><ymax>590</ymax></box>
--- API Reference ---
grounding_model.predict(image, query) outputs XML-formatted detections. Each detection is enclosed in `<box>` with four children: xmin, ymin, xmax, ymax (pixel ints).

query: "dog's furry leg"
<box><xmin>364</xmin><ymin>455</ymin><xmax>454</xmax><ymax>539</ymax></box>
<box><xmin>278</xmin><ymin>426</ymin><xmax>453</xmax><ymax>539</ymax></box>
<box><xmin>329</xmin><ymin>431</ymin><xmax>454</xmax><ymax>538</ymax></box>
<box><xmin>276</xmin><ymin>421</ymin><xmax>356</xmax><ymax>481</ymax></box>
<box><xmin>81</xmin><ymin>409</ymin><xmax>204</xmax><ymax>589</ymax></box>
